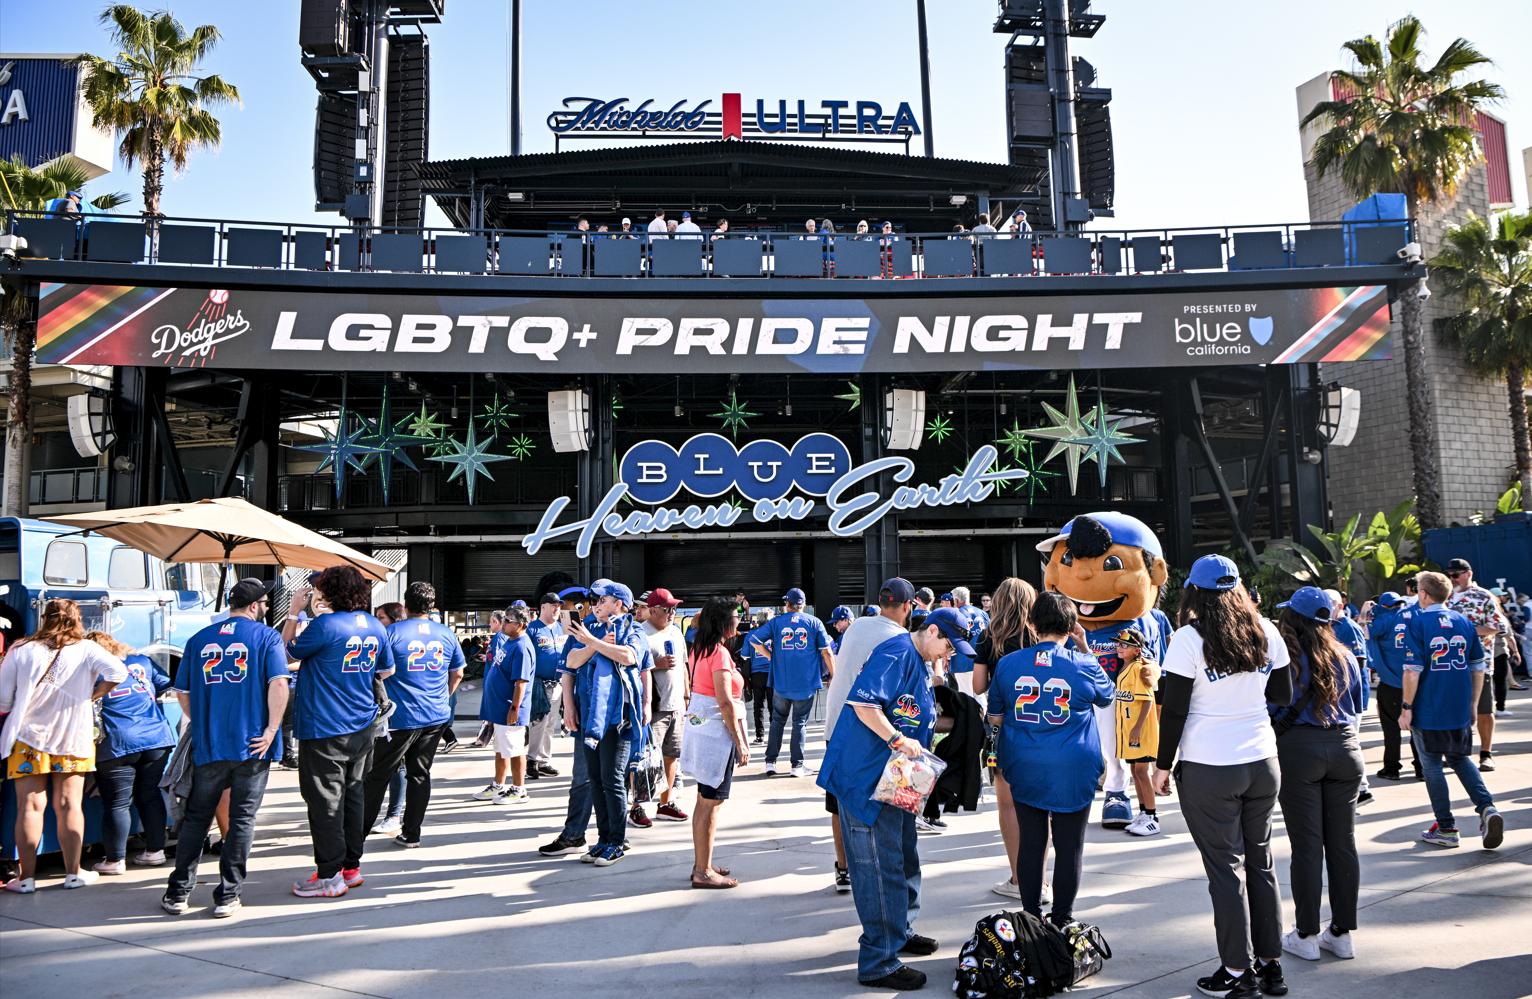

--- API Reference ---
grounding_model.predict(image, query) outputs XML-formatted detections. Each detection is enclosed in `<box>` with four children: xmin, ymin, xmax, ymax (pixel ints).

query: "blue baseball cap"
<box><xmin>589</xmin><ymin>578</ymin><xmax>634</xmax><ymax>606</ymax></box>
<box><xmin>878</xmin><ymin>577</ymin><xmax>915</xmax><ymax>603</ymax></box>
<box><xmin>1036</xmin><ymin>512</ymin><xmax>1164</xmax><ymax>560</ymax></box>
<box><xmin>938</xmin><ymin>592</ymin><xmax>953</xmax><ymax>603</ymax></box>
<box><xmin>829</xmin><ymin>605</ymin><xmax>854</xmax><ymax>623</ymax></box>
<box><xmin>1184</xmin><ymin>554</ymin><xmax>1241</xmax><ymax>591</ymax></box>
<box><xmin>924</xmin><ymin>607</ymin><xmax>977</xmax><ymax>658</ymax></box>
<box><xmin>557</xmin><ymin>585</ymin><xmax>588</xmax><ymax>601</ymax></box>
<box><xmin>1277</xmin><ymin>586</ymin><xmax>1333</xmax><ymax>621</ymax></box>
<box><xmin>509</xmin><ymin>599</ymin><xmax>528</xmax><ymax>609</ymax></box>
<box><xmin>682</xmin><ymin>211</ymin><xmax>692</xmax><ymax>219</ymax></box>
<box><xmin>1376</xmin><ymin>591</ymin><xmax>1405</xmax><ymax>609</ymax></box>
<box><xmin>783</xmin><ymin>587</ymin><xmax>806</xmax><ymax>605</ymax></box>
<box><xmin>862</xmin><ymin>604</ymin><xmax>878</xmax><ymax>616</ymax></box>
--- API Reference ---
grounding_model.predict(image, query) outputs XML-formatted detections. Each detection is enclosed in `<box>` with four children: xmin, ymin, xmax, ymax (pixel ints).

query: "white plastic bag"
<box><xmin>872</xmin><ymin>748</ymin><xmax>947</xmax><ymax>815</ymax></box>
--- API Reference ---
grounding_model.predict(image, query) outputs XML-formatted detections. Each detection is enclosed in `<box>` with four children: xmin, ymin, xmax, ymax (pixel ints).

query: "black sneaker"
<box><xmin>860</xmin><ymin>966</ymin><xmax>926</xmax><ymax>991</ymax></box>
<box><xmin>526</xmin><ymin>768</ymin><xmax>541</xmax><ymax>780</ymax></box>
<box><xmin>1197</xmin><ymin>965</ymin><xmax>1260</xmax><ymax>999</ymax></box>
<box><xmin>1254</xmin><ymin>959</ymin><xmax>1288</xmax><ymax>996</ymax></box>
<box><xmin>834</xmin><ymin>865</ymin><xmax>852</xmax><ymax>894</ymax></box>
<box><xmin>535</xmin><ymin>761</ymin><xmax>559</xmax><ymax>777</ymax></box>
<box><xmin>928</xmin><ymin>816</ymin><xmax>947</xmax><ymax>829</ymax></box>
<box><xmin>899</xmin><ymin>933</ymin><xmax>939</xmax><ymax>956</ymax></box>
<box><xmin>538</xmin><ymin>835</ymin><xmax>587</xmax><ymax>857</ymax></box>
<box><xmin>1357</xmin><ymin>788</ymin><xmax>1375</xmax><ymax>805</ymax></box>
<box><xmin>1373</xmin><ymin>769</ymin><xmax>1403</xmax><ymax>781</ymax></box>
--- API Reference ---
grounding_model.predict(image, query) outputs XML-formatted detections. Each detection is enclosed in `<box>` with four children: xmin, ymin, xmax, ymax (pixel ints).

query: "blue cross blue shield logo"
<box><xmin>1248</xmin><ymin>316</ymin><xmax>1274</xmax><ymax>346</ymax></box>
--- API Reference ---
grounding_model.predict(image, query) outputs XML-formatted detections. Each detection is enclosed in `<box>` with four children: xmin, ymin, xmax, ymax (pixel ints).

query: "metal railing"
<box><xmin>29</xmin><ymin>467</ymin><xmax>106</xmax><ymax>505</ymax></box>
<box><xmin>5</xmin><ymin>209</ymin><xmax>1417</xmax><ymax>281</ymax></box>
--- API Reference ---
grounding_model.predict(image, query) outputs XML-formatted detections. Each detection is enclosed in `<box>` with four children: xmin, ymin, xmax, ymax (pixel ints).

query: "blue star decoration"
<box><xmin>359</xmin><ymin>386</ymin><xmax>436</xmax><ymax>504</ymax></box>
<box><xmin>477</xmin><ymin>392</ymin><xmax>518</xmax><ymax>435</ymax></box>
<box><xmin>507</xmin><ymin>433</ymin><xmax>536</xmax><ymax>461</ymax></box>
<box><xmin>1021</xmin><ymin>374</ymin><xmax>1092</xmax><ymax>495</ymax></box>
<box><xmin>1065</xmin><ymin>396</ymin><xmax>1144</xmax><ymax>490</ymax></box>
<box><xmin>925</xmin><ymin>413</ymin><xmax>954</xmax><ymax>445</ymax></box>
<box><xmin>427</xmin><ymin>422</ymin><xmax>514</xmax><ymax>504</ymax></box>
<box><xmin>711</xmin><ymin>389</ymin><xmax>759</xmax><ymax>440</ymax></box>
<box><xmin>292</xmin><ymin>410</ymin><xmax>387</xmax><ymax>502</ymax></box>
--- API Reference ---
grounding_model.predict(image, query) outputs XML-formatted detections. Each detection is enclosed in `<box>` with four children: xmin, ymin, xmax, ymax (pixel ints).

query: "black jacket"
<box><xmin>930</xmin><ymin>684</ymin><xmax>986</xmax><ymax>813</ymax></box>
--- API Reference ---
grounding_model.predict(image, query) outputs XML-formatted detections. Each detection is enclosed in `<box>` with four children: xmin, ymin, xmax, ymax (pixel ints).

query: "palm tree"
<box><xmin>1431</xmin><ymin>211</ymin><xmax>1532</xmax><ymax>510</ymax></box>
<box><xmin>0</xmin><ymin>156</ymin><xmax>129</xmax><ymax>516</ymax></box>
<box><xmin>1301</xmin><ymin>16</ymin><xmax>1504</xmax><ymax>530</ymax></box>
<box><xmin>76</xmin><ymin>5</ymin><xmax>240</xmax><ymax>219</ymax></box>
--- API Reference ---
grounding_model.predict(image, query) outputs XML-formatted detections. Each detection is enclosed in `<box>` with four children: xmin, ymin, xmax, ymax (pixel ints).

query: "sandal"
<box><xmin>710</xmin><ymin>865</ymin><xmax>731</xmax><ymax>877</ymax></box>
<box><xmin>690</xmin><ymin>868</ymin><xmax>738</xmax><ymax>889</ymax></box>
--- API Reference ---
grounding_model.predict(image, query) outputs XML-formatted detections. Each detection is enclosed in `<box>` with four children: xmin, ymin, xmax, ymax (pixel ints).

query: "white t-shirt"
<box><xmin>675</xmin><ymin>220</ymin><xmax>702</xmax><ymax>239</ymax></box>
<box><xmin>643</xmin><ymin>621</ymin><xmax>687</xmax><ymax>713</ymax></box>
<box><xmin>0</xmin><ymin>639</ymin><xmax>129</xmax><ymax>759</ymax></box>
<box><xmin>824</xmin><ymin>614</ymin><xmax>906</xmax><ymax>742</ymax></box>
<box><xmin>647</xmin><ymin>217</ymin><xmax>669</xmax><ymax>237</ymax></box>
<box><xmin>1161</xmin><ymin>618</ymin><xmax>1289</xmax><ymax>766</ymax></box>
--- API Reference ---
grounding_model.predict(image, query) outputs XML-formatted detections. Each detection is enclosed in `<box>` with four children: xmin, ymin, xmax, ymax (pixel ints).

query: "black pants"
<box><xmin>1013</xmin><ymin>801</ymin><xmax>1089</xmax><ymax>922</ymax></box>
<box><xmin>361</xmin><ymin>725</ymin><xmax>443</xmax><ymax>846</ymax></box>
<box><xmin>95</xmin><ymin>746</ymin><xmax>170</xmax><ymax>860</ymax></box>
<box><xmin>1276</xmin><ymin>727</ymin><xmax>1364</xmax><ymax>935</ymax></box>
<box><xmin>1375</xmin><ymin>683</ymin><xmax>1420</xmax><ymax>776</ymax></box>
<box><xmin>748</xmin><ymin>671</ymin><xmax>771</xmax><ymax>739</ymax></box>
<box><xmin>298</xmin><ymin>728</ymin><xmax>374</xmax><ymax>878</ymax></box>
<box><xmin>1492</xmin><ymin>653</ymin><xmax>1509</xmax><ymax>712</ymax></box>
<box><xmin>280</xmin><ymin>694</ymin><xmax>299</xmax><ymax>761</ymax></box>
<box><xmin>165</xmin><ymin>758</ymin><xmax>271</xmax><ymax>904</ymax></box>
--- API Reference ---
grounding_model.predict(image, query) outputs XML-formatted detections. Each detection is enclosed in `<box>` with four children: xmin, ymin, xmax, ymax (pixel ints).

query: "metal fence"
<box><xmin>5</xmin><ymin>210</ymin><xmax>1416</xmax><ymax>281</ymax></box>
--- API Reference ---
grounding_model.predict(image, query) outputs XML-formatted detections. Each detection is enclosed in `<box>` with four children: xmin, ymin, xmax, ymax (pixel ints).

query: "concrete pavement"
<box><xmin>2</xmin><ymin>688</ymin><xmax>1531</xmax><ymax>998</ymax></box>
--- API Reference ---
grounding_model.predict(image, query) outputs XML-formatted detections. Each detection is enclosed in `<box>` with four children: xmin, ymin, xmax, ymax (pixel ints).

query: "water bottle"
<box><xmin>664</xmin><ymin>640</ymin><xmax>675</xmax><ymax>656</ymax></box>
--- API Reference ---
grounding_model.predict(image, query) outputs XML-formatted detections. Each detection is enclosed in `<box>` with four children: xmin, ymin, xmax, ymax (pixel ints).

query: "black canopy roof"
<box><xmin>417</xmin><ymin>140</ymin><xmax>1047</xmax><ymax>231</ymax></box>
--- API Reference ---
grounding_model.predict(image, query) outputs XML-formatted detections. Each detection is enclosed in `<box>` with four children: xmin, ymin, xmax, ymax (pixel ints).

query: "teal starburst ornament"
<box><xmin>1008</xmin><ymin>436</ymin><xmax>1058</xmax><ymax>503</ymax></box>
<box><xmin>834</xmin><ymin>380</ymin><xmax>862</xmax><ymax>412</ymax></box>
<box><xmin>427</xmin><ymin>422</ymin><xmax>513</xmax><ymax>504</ymax></box>
<box><xmin>1066</xmin><ymin>396</ymin><xmax>1145</xmax><ymax>490</ymax></box>
<box><xmin>406</xmin><ymin>401</ymin><xmax>448</xmax><ymax>440</ymax></box>
<box><xmin>507</xmin><ymin>433</ymin><xmax>536</xmax><ymax>461</ymax></box>
<box><xmin>292</xmin><ymin>410</ymin><xmax>387</xmax><ymax>502</ymax></box>
<box><xmin>711</xmin><ymin>389</ymin><xmax>759</xmax><ymax>439</ymax></box>
<box><xmin>359</xmin><ymin>386</ymin><xmax>436</xmax><ymax>504</ymax></box>
<box><xmin>1021</xmin><ymin>375</ymin><xmax>1092</xmax><ymax>494</ymax></box>
<box><xmin>477</xmin><ymin>391</ymin><xmax>518</xmax><ymax>435</ymax></box>
<box><xmin>424</xmin><ymin>435</ymin><xmax>456</xmax><ymax>458</ymax></box>
<box><xmin>925</xmin><ymin>413</ymin><xmax>954</xmax><ymax>445</ymax></box>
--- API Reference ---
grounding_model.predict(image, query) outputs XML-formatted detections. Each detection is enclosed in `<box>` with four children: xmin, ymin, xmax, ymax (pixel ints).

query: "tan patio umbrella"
<box><xmin>47</xmin><ymin>496</ymin><xmax>392</xmax><ymax>608</ymax></box>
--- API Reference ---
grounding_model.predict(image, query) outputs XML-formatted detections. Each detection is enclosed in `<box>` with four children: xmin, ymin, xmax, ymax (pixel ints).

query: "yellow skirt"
<box><xmin>7</xmin><ymin>740</ymin><xmax>94</xmax><ymax>779</ymax></box>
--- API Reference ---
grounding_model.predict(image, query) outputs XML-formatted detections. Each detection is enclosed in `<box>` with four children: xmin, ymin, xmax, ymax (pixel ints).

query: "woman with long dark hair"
<box><xmin>0</xmin><ymin>599</ymin><xmax>127</xmax><ymax>892</ymax></box>
<box><xmin>1154</xmin><ymin>556</ymin><xmax>1294</xmax><ymax>999</ymax></box>
<box><xmin>971</xmin><ymin>576</ymin><xmax>1040</xmax><ymax>901</ymax></box>
<box><xmin>680</xmin><ymin>596</ymin><xmax>750</xmax><ymax>888</ymax></box>
<box><xmin>1270</xmin><ymin>587</ymin><xmax>1366</xmax><ymax>963</ymax></box>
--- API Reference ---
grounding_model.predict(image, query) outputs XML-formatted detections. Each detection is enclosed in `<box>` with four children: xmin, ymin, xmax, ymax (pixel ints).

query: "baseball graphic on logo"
<box><xmin>208</xmin><ymin>289</ymin><xmax>230</xmax><ymax>305</ymax></box>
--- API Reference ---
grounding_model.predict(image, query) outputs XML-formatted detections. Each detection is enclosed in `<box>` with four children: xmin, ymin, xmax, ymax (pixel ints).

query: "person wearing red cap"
<box><xmin>642</xmin><ymin>588</ymin><xmax>689</xmax><ymax>822</ymax></box>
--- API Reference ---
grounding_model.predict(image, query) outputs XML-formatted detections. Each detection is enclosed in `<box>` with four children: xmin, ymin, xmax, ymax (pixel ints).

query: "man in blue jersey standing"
<box><xmin>479</xmin><ymin>605</ymin><xmax>537</xmax><ymax>805</ymax></box>
<box><xmin>819</xmin><ymin>607</ymin><xmax>974</xmax><ymax>991</ymax></box>
<box><xmin>361</xmin><ymin>582</ymin><xmax>465</xmax><ymax>849</ymax></box>
<box><xmin>754</xmin><ymin>587</ymin><xmax>834</xmax><ymax>777</ymax></box>
<box><xmin>163</xmin><ymin>578</ymin><xmax>289</xmax><ymax>918</ymax></box>
<box><xmin>1367</xmin><ymin>592</ymin><xmax>1420</xmax><ymax>781</ymax></box>
<box><xmin>829</xmin><ymin>605</ymin><xmax>854</xmax><ymax>655</ymax></box>
<box><xmin>743</xmin><ymin>614</ymin><xmax>774</xmax><ymax>744</ymax></box>
<box><xmin>526</xmin><ymin>593</ymin><xmax>568</xmax><ymax>779</ymax></box>
<box><xmin>1400</xmin><ymin>571</ymin><xmax>1505</xmax><ymax>850</ymax></box>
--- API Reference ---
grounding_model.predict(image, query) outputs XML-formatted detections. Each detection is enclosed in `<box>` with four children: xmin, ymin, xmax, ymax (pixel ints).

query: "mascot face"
<box><xmin>1041</xmin><ymin>513</ymin><xmax>1168</xmax><ymax>626</ymax></box>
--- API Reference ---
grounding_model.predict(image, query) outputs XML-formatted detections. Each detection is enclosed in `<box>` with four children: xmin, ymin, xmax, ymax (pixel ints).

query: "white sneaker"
<box><xmin>62</xmin><ymin>870</ymin><xmax>99</xmax><ymax>889</ymax></box>
<box><xmin>1125</xmin><ymin>812</ymin><xmax>1160</xmax><ymax>837</ymax></box>
<box><xmin>1282</xmin><ymin>928</ymin><xmax>1321</xmax><ymax>961</ymax></box>
<box><xmin>1494</xmin><ymin>708</ymin><xmax>1512</xmax><ymax>717</ymax></box>
<box><xmin>1040</xmin><ymin>882</ymin><xmax>1052</xmax><ymax>906</ymax></box>
<box><xmin>915</xmin><ymin>816</ymin><xmax>942</xmax><ymax>834</ymax></box>
<box><xmin>1319</xmin><ymin>927</ymin><xmax>1355</xmax><ymax>959</ymax></box>
<box><xmin>991</xmin><ymin>877</ymin><xmax>1021</xmax><ymax>899</ymax></box>
<box><xmin>130</xmin><ymin>850</ymin><xmax>166</xmax><ymax>866</ymax></box>
<box><xmin>496</xmin><ymin>785</ymin><xmax>530</xmax><ymax>804</ymax></box>
<box><xmin>92</xmin><ymin>859</ymin><xmax>126</xmax><ymax>875</ymax></box>
<box><xmin>4</xmin><ymin>877</ymin><xmax>36</xmax><ymax>894</ymax></box>
<box><xmin>763</xmin><ymin>762</ymin><xmax>779</xmax><ymax>776</ymax></box>
<box><xmin>472</xmin><ymin>783</ymin><xmax>506</xmax><ymax>801</ymax></box>
<box><xmin>371</xmin><ymin>815</ymin><xmax>403</xmax><ymax>835</ymax></box>
<box><xmin>211</xmin><ymin>897</ymin><xmax>243</xmax><ymax>919</ymax></box>
<box><xmin>789</xmin><ymin>765</ymin><xmax>812</xmax><ymax>778</ymax></box>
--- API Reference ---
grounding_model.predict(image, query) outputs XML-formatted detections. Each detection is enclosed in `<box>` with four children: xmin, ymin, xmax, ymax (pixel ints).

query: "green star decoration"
<box><xmin>1008</xmin><ymin>436</ymin><xmax>1059</xmax><ymax>503</ymax></box>
<box><xmin>292</xmin><ymin>410</ymin><xmax>387</xmax><ymax>502</ymax></box>
<box><xmin>710</xmin><ymin>389</ymin><xmax>760</xmax><ymax>440</ymax></box>
<box><xmin>958</xmin><ymin>459</ymin><xmax>1021</xmax><ymax>494</ymax></box>
<box><xmin>427</xmin><ymin>422</ymin><xmax>514</xmax><ymax>504</ymax></box>
<box><xmin>996</xmin><ymin>419</ymin><xmax>1032</xmax><ymax>463</ymax></box>
<box><xmin>359</xmin><ymin>385</ymin><xmax>436</xmax><ymax>504</ymax></box>
<box><xmin>477</xmin><ymin>391</ymin><xmax>518</xmax><ymax>435</ymax></box>
<box><xmin>406</xmin><ymin>401</ymin><xmax>448</xmax><ymax>440</ymax></box>
<box><xmin>611</xmin><ymin>389</ymin><xmax>625</xmax><ymax>419</ymax></box>
<box><xmin>834</xmin><ymin>381</ymin><xmax>862</xmax><ymax>412</ymax></box>
<box><xmin>1021</xmin><ymin>374</ymin><xmax>1092</xmax><ymax>495</ymax></box>
<box><xmin>925</xmin><ymin>413</ymin><xmax>954</xmax><ymax>445</ymax></box>
<box><xmin>425</xmin><ymin>435</ymin><xmax>457</xmax><ymax>458</ymax></box>
<box><xmin>507</xmin><ymin>433</ymin><xmax>536</xmax><ymax>461</ymax></box>
<box><xmin>1065</xmin><ymin>396</ymin><xmax>1145</xmax><ymax>490</ymax></box>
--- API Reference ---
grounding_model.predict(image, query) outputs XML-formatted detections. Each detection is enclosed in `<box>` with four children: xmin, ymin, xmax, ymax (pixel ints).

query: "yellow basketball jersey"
<box><xmin>1115</xmin><ymin>659</ymin><xmax>1160</xmax><ymax>760</ymax></box>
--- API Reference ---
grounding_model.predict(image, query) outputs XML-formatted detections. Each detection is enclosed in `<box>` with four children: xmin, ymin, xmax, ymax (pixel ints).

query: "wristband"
<box><xmin>1401</xmin><ymin>702</ymin><xmax>1412</xmax><ymax>711</ymax></box>
<box><xmin>887</xmin><ymin>732</ymin><xmax>904</xmax><ymax>750</ymax></box>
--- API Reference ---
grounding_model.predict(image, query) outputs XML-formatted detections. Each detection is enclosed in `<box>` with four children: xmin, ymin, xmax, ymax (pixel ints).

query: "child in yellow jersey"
<box><xmin>1114</xmin><ymin>627</ymin><xmax>1162</xmax><ymax>836</ymax></box>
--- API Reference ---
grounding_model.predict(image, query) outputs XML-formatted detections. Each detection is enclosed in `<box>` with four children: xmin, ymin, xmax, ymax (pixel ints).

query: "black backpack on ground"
<box><xmin>953</xmin><ymin>910</ymin><xmax>1111</xmax><ymax>998</ymax></box>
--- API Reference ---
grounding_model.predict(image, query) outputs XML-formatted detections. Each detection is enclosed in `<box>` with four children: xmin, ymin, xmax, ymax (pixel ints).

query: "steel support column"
<box><xmin>860</xmin><ymin>375</ymin><xmax>899</xmax><ymax>599</ymax></box>
<box><xmin>1188</xmin><ymin>376</ymin><xmax>1257</xmax><ymax>563</ymax></box>
<box><xmin>578</xmin><ymin>374</ymin><xmax>615</xmax><ymax>582</ymax></box>
<box><xmin>1159</xmin><ymin>374</ymin><xmax>1196</xmax><ymax>567</ymax></box>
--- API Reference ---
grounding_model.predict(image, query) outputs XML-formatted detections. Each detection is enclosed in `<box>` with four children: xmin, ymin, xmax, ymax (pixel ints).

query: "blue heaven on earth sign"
<box><xmin>522</xmin><ymin>433</ymin><xmax>1028</xmax><ymax>559</ymax></box>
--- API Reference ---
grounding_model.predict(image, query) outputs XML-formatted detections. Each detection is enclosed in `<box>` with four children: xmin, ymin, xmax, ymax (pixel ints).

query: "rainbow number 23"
<box><xmin>1013</xmin><ymin>676</ymin><xmax>1072</xmax><ymax>725</ymax></box>
<box><xmin>341</xmin><ymin>635</ymin><xmax>381</xmax><ymax>673</ymax></box>
<box><xmin>406</xmin><ymin>640</ymin><xmax>446</xmax><ymax>672</ymax></box>
<box><xmin>201</xmin><ymin>642</ymin><xmax>250</xmax><ymax>684</ymax></box>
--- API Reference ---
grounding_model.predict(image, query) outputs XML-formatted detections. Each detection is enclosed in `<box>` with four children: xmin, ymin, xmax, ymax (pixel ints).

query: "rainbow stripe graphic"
<box><xmin>35</xmin><ymin>283</ymin><xmax>179</xmax><ymax>365</ymax></box>
<box><xmin>1273</xmin><ymin>285</ymin><xmax>1392</xmax><ymax>363</ymax></box>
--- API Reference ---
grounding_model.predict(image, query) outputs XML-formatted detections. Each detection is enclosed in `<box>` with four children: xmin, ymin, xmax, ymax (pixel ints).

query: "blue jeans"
<box><xmin>385</xmin><ymin>766</ymin><xmax>406</xmax><ymax>820</ymax></box>
<box><xmin>165</xmin><ymin>758</ymin><xmax>271</xmax><ymax>904</ymax></box>
<box><xmin>95</xmin><ymin>746</ymin><xmax>171</xmax><ymax>860</ymax></box>
<box><xmin>1413</xmin><ymin>731</ymin><xmax>1494</xmax><ymax>830</ymax></box>
<box><xmin>839</xmin><ymin>806</ymin><xmax>921</xmax><ymax>981</ymax></box>
<box><xmin>582</xmin><ymin>727</ymin><xmax>633</xmax><ymax>847</ymax></box>
<box><xmin>766</xmin><ymin>693</ymin><xmax>816</xmax><ymax>768</ymax></box>
<box><xmin>560</xmin><ymin>730</ymin><xmax>594</xmax><ymax>842</ymax></box>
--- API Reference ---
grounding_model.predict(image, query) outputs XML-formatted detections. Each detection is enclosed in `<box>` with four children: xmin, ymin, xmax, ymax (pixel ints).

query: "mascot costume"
<box><xmin>1036</xmin><ymin>512</ymin><xmax>1173</xmax><ymax>829</ymax></box>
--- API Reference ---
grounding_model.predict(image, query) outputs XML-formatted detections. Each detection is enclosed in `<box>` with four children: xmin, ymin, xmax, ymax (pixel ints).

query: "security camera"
<box><xmin>1397</xmin><ymin>241</ymin><xmax>1423</xmax><ymax>263</ymax></box>
<box><xmin>1416</xmin><ymin>283</ymin><xmax>1432</xmax><ymax>302</ymax></box>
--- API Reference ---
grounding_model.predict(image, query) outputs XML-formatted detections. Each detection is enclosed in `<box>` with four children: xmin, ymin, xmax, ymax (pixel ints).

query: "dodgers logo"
<box><xmin>1248</xmin><ymin>316</ymin><xmax>1274</xmax><ymax>345</ymax></box>
<box><xmin>892</xmin><ymin>694</ymin><xmax>921</xmax><ymax>723</ymax></box>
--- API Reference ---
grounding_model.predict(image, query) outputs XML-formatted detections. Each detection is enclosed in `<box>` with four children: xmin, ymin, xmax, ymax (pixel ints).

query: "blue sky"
<box><xmin>2</xmin><ymin>0</ymin><xmax>1528</xmax><ymax>231</ymax></box>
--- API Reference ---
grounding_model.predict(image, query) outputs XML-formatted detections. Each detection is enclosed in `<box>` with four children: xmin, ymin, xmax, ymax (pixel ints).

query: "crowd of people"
<box><xmin>565</xmin><ymin>207</ymin><xmax>1037</xmax><ymax>243</ymax></box>
<box><xmin>0</xmin><ymin>549</ymin><xmax>1523</xmax><ymax>995</ymax></box>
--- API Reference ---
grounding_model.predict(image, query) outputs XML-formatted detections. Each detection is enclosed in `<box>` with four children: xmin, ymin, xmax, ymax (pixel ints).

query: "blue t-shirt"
<box><xmin>527</xmin><ymin>618</ymin><xmax>567</xmax><ymax>681</ymax></box>
<box><xmin>1402</xmin><ymin>605</ymin><xmax>1489</xmax><ymax>731</ymax></box>
<box><xmin>1367</xmin><ymin>606</ymin><xmax>1413</xmax><ymax>688</ymax></box>
<box><xmin>1077</xmin><ymin>611</ymin><xmax>1171</xmax><ymax>681</ymax></box>
<box><xmin>562</xmin><ymin>614</ymin><xmax>649</xmax><ymax>738</ymax></box>
<box><xmin>481</xmin><ymin>631</ymin><xmax>536</xmax><ymax>726</ymax></box>
<box><xmin>817</xmin><ymin>633</ymin><xmax>936</xmax><ymax>826</ymax></box>
<box><xmin>987</xmin><ymin>642</ymin><xmax>1115</xmax><ymax>812</ymax></box>
<box><xmin>1270</xmin><ymin>649</ymin><xmax>1366</xmax><ymax>730</ymax></box>
<box><xmin>384</xmin><ymin>618</ymin><xmax>465</xmax><ymax>731</ymax></box>
<box><xmin>745</xmin><ymin>622</ymin><xmax>773</xmax><ymax>672</ymax></box>
<box><xmin>764</xmin><ymin>610</ymin><xmax>831</xmax><ymax>699</ymax></box>
<box><xmin>177</xmin><ymin>617</ymin><xmax>290</xmax><ymax>763</ymax></box>
<box><xmin>288</xmin><ymin>610</ymin><xmax>395</xmax><ymax>740</ymax></box>
<box><xmin>99</xmin><ymin>653</ymin><xmax>176</xmax><ymax>761</ymax></box>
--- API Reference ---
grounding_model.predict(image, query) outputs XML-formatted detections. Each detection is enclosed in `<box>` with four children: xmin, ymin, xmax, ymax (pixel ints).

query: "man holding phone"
<box><xmin>525</xmin><ymin>594</ymin><xmax>567</xmax><ymax>779</ymax></box>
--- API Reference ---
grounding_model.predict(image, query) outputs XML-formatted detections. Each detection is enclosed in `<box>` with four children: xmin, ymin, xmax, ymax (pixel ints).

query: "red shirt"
<box><xmin>689</xmin><ymin>645</ymin><xmax>742</xmax><ymax>701</ymax></box>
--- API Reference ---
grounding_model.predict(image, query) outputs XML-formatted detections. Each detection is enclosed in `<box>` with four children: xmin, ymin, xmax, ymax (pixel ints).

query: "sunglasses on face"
<box><xmin>1448</xmin><ymin>571</ymin><xmax>1466</xmax><ymax>578</ymax></box>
